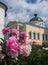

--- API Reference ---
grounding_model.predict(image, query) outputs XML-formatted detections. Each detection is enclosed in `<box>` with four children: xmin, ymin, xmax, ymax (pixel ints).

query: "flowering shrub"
<box><xmin>0</xmin><ymin>27</ymin><xmax>32</xmax><ymax>65</ymax></box>
<box><xmin>1</xmin><ymin>27</ymin><xmax>48</xmax><ymax>65</ymax></box>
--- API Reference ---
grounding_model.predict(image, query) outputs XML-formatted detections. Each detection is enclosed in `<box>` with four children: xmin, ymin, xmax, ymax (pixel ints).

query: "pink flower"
<box><xmin>27</xmin><ymin>41</ymin><xmax>33</xmax><ymax>46</ymax></box>
<box><xmin>32</xmin><ymin>40</ymin><xmax>36</xmax><ymax>45</ymax></box>
<box><xmin>6</xmin><ymin>36</ymin><xmax>20</xmax><ymax>58</ymax></box>
<box><xmin>11</xmin><ymin>28</ymin><xmax>19</xmax><ymax>35</ymax></box>
<box><xmin>2</xmin><ymin>27</ymin><xmax>10</xmax><ymax>35</ymax></box>
<box><xmin>20</xmin><ymin>44</ymin><xmax>32</xmax><ymax>56</ymax></box>
<box><xmin>19</xmin><ymin>32</ymin><xmax>27</xmax><ymax>39</ymax></box>
<box><xmin>19</xmin><ymin>32</ymin><xmax>27</xmax><ymax>44</ymax></box>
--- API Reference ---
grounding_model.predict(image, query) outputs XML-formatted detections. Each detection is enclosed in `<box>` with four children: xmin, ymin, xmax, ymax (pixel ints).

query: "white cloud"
<box><xmin>36</xmin><ymin>0</ymin><xmax>41</xmax><ymax>3</ymax></box>
<box><xmin>3</xmin><ymin>0</ymin><xmax>48</xmax><ymax>27</ymax></box>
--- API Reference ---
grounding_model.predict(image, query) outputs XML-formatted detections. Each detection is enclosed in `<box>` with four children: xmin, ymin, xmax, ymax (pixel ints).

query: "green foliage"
<box><xmin>16</xmin><ymin>45</ymin><xmax>48</xmax><ymax>65</ymax></box>
<box><xmin>0</xmin><ymin>38</ymin><xmax>7</xmax><ymax>54</ymax></box>
<box><xmin>0</xmin><ymin>41</ymin><xmax>48</xmax><ymax>65</ymax></box>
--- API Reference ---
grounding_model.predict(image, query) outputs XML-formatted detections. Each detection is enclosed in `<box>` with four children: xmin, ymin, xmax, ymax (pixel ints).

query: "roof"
<box><xmin>30</xmin><ymin>13</ymin><xmax>43</xmax><ymax>22</ymax></box>
<box><xmin>6</xmin><ymin>21</ymin><xmax>48</xmax><ymax>29</ymax></box>
<box><xmin>0</xmin><ymin>2</ymin><xmax>8</xmax><ymax>11</ymax></box>
<box><xmin>6</xmin><ymin>21</ymin><xmax>19</xmax><ymax>27</ymax></box>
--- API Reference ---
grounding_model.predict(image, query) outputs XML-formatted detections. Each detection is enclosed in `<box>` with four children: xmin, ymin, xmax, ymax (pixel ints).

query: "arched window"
<box><xmin>29</xmin><ymin>32</ymin><xmax>32</xmax><ymax>39</ymax></box>
<box><xmin>42</xmin><ymin>34</ymin><xmax>44</xmax><ymax>40</ymax></box>
<box><xmin>37</xmin><ymin>33</ymin><xmax>40</xmax><ymax>40</ymax></box>
<box><xmin>45</xmin><ymin>34</ymin><xmax>48</xmax><ymax>41</ymax></box>
<box><xmin>33</xmin><ymin>32</ymin><xmax>36</xmax><ymax>39</ymax></box>
<box><xmin>42</xmin><ymin>34</ymin><xmax>48</xmax><ymax>41</ymax></box>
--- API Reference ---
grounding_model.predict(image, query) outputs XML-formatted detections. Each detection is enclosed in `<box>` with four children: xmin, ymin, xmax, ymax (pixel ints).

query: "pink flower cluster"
<box><xmin>2</xmin><ymin>27</ymin><xmax>19</xmax><ymax>36</ymax></box>
<box><xmin>2</xmin><ymin>27</ymin><xmax>10</xmax><ymax>35</ymax></box>
<box><xmin>11</xmin><ymin>28</ymin><xmax>19</xmax><ymax>36</ymax></box>
<box><xmin>20</xmin><ymin>44</ymin><xmax>32</xmax><ymax>56</ymax></box>
<box><xmin>2</xmin><ymin>27</ymin><xmax>32</xmax><ymax>58</ymax></box>
<box><xmin>19</xmin><ymin>32</ymin><xmax>27</xmax><ymax>44</ymax></box>
<box><xmin>6</xmin><ymin>37</ymin><xmax>32</xmax><ymax>57</ymax></box>
<box><xmin>6</xmin><ymin>36</ymin><xmax>20</xmax><ymax>58</ymax></box>
<box><xmin>28</xmin><ymin>40</ymin><xmax>36</xmax><ymax>46</ymax></box>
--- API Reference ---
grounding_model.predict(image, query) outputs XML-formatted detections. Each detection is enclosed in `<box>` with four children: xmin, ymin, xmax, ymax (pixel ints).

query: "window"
<box><xmin>33</xmin><ymin>32</ymin><xmax>36</xmax><ymax>39</ymax></box>
<box><xmin>45</xmin><ymin>34</ymin><xmax>48</xmax><ymax>40</ymax></box>
<box><xmin>42</xmin><ymin>34</ymin><xmax>44</xmax><ymax>40</ymax></box>
<box><xmin>19</xmin><ymin>26</ymin><xmax>24</xmax><ymax>32</ymax></box>
<box><xmin>29</xmin><ymin>32</ymin><xmax>32</xmax><ymax>39</ymax></box>
<box><xmin>37</xmin><ymin>33</ymin><xmax>40</xmax><ymax>40</ymax></box>
<box><xmin>42</xmin><ymin>34</ymin><xmax>48</xmax><ymax>41</ymax></box>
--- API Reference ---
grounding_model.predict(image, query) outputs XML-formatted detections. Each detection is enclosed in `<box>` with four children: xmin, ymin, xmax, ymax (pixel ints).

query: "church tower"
<box><xmin>30</xmin><ymin>13</ymin><xmax>45</xmax><ymax>27</ymax></box>
<box><xmin>0</xmin><ymin>2</ymin><xmax>8</xmax><ymax>39</ymax></box>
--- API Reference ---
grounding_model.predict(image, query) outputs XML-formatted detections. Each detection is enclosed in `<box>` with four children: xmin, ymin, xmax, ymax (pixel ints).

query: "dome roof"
<box><xmin>30</xmin><ymin>14</ymin><xmax>43</xmax><ymax>22</ymax></box>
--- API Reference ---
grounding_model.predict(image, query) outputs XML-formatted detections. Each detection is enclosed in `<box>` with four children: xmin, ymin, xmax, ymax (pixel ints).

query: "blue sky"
<box><xmin>0</xmin><ymin>0</ymin><xmax>48</xmax><ymax>27</ymax></box>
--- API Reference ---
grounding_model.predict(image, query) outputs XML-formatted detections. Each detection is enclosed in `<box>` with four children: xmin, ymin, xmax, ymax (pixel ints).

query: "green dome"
<box><xmin>30</xmin><ymin>14</ymin><xmax>43</xmax><ymax>22</ymax></box>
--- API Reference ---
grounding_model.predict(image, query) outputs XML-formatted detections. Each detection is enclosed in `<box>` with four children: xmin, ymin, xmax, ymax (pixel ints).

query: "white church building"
<box><xmin>0</xmin><ymin>2</ymin><xmax>7</xmax><ymax>39</ymax></box>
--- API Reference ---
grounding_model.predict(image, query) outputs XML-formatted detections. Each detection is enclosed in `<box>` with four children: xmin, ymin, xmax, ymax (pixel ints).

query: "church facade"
<box><xmin>6</xmin><ymin>13</ymin><xmax>48</xmax><ymax>45</ymax></box>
